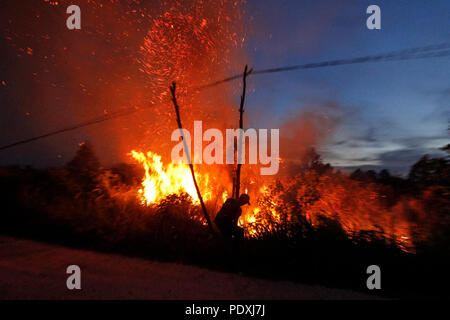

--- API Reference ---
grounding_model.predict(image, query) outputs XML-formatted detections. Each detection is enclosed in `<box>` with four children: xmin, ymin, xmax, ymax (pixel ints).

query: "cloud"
<box><xmin>324</xmin><ymin>129</ymin><xmax>448</xmax><ymax>175</ymax></box>
<box><xmin>393</xmin><ymin>135</ymin><xmax>449</xmax><ymax>150</ymax></box>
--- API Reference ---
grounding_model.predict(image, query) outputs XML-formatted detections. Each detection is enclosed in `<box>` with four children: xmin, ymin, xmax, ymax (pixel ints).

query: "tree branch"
<box><xmin>235</xmin><ymin>65</ymin><xmax>252</xmax><ymax>199</ymax></box>
<box><xmin>169</xmin><ymin>82</ymin><xmax>215</xmax><ymax>235</ymax></box>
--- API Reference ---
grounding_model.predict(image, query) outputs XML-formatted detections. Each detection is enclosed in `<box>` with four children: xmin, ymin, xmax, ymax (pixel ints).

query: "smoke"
<box><xmin>279</xmin><ymin>100</ymin><xmax>343</xmax><ymax>163</ymax></box>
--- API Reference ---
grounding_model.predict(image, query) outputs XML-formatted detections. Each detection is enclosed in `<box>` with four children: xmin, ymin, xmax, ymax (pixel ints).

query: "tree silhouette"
<box><xmin>300</xmin><ymin>147</ymin><xmax>332</xmax><ymax>174</ymax></box>
<box><xmin>408</xmin><ymin>155</ymin><xmax>450</xmax><ymax>186</ymax></box>
<box><xmin>66</xmin><ymin>141</ymin><xmax>101</xmax><ymax>191</ymax></box>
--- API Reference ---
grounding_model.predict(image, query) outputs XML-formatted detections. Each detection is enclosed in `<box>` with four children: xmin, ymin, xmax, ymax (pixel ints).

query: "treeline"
<box><xmin>0</xmin><ymin>142</ymin><xmax>449</xmax><ymax>297</ymax></box>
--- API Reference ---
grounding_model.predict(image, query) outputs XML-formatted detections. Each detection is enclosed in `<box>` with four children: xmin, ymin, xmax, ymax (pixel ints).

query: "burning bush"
<box><xmin>1</xmin><ymin>143</ymin><xmax>450</xmax><ymax>297</ymax></box>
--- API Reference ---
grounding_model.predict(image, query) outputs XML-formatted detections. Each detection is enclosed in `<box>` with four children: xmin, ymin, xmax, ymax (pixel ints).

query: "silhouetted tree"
<box><xmin>408</xmin><ymin>155</ymin><xmax>450</xmax><ymax>186</ymax></box>
<box><xmin>350</xmin><ymin>169</ymin><xmax>376</xmax><ymax>182</ymax></box>
<box><xmin>350</xmin><ymin>169</ymin><xmax>363</xmax><ymax>181</ymax></box>
<box><xmin>378</xmin><ymin>169</ymin><xmax>391</xmax><ymax>181</ymax></box>
<box><xmin>441</xmin><ymin>144</ymin><xmax>450</xmax><ymax>154</ymax></box>
<box><xmin>111</xmin><ymin>163</ymin><xmax>142</xmax><ymax>186</ymax></box>
<box><xmin>300</xmin><ymin>147</ymin><xmax>332</xmax><ymax>174</ymax></box>
<box><xmin>66</xmin><ymin>141</ymin><xmax>101</xmax><ymax>191</ymax></box>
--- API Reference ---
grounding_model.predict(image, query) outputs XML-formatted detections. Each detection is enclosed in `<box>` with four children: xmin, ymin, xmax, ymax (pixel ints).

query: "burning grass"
<box><xmin>126</xmin><ymin>146</ymin><xmax>438</xmax><ymax>253</ymax></box>
<box><xmin>130</xmin><ymin>150</ymin><xmax>217</xmax><ymax>205</ymax></box>
<box><xmin>0</xmin><ymin>143</ymin><xmax>449</xmax><ymax>297</ymax></box>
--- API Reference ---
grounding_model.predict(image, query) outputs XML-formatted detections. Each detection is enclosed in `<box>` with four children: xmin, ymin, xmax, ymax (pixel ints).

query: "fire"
<box><xmin>129</xmin><ymin>148</ymin><xmax>266</xmax><ymax>235</ymax></box>
<box><xmin>222</xmin><ymin>190</ymin><xmax>229</xmax><ymax>203</ymax></box>
<box><xmin>130</xmin><ymin>150</ymin><xmax>213</xmax><ymax>205</ymax></box>
<box><xmin>129</xmin><ymin>149</ymin><xmax>417</xmax><ymax>251</ymax></box>
<box><xmin>123</xmin><ymin>1</ymin><xmax>416</xmax><ymax>251</ymax></box>
<box><xmin>238</xmin><ymin>185</ymin><xmax>281</xmax><ymax>236</ymax></box>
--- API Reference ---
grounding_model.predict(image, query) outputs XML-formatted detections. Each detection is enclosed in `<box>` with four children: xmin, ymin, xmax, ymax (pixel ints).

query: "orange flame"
<box><xmin>130</xmin><ymin>150</ymin><xmax>213</xmax><ymax>205</ymax></box>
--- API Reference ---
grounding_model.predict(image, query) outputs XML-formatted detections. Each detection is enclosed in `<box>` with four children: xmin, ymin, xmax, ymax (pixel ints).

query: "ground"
<box><xmin>0</xmin><ymin>236</ymin><xmax>376</xmax><ymax>299</ymax></box>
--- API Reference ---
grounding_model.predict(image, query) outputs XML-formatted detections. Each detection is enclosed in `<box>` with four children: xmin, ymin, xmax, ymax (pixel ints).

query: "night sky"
<box><xmin>1</xmin><ymin>0</ymin><xmax>449</xmax><ymax>175</ymax></box>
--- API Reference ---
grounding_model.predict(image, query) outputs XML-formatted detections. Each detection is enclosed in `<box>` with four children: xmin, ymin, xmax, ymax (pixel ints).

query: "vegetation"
<box><xmin>0</xmin><ymin>142</ymin><xmax>449</xmax><ymax>298</ymax></box>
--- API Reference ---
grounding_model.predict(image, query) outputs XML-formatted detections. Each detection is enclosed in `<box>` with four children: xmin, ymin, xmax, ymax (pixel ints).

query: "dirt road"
<box><xmin>0</xmin><ymin>236</ymin><xmax>375</xmax><ymax>299</ymax></box>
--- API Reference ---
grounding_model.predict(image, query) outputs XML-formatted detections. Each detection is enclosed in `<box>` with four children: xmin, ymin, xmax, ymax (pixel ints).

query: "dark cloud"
<box><xmin>324</xmin><ymin>132</ymin><xmax>449</xmax><ymax>175</ymax></box>
<box><xmin>393</xmin><ymin>135</ymin><xmax>449</xmax><ymax>149</ymax></box>
<box><xmin>334</xmin><ymin>165</ymin><xmax>389</xmax><ymax>174</ymax></box>
<box><xmin>372</xmin><ymin>147</ymin><xmax>445</xmax><ymax>175</ymax></box>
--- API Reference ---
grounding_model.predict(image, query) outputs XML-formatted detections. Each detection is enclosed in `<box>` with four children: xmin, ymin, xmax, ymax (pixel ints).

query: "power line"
<box><xmin>253</xmin><ymin>47</ymin><xmax>450</xmax><ymax>76</ymax></box>
<box><xmin>1</xmin><ymin>43</ymin><xmax>449</xmax><ymax>152</ymax></box>
<box><xmin>198</xmin><ymin>42</ymin><xmax>450</xmax><ymax>87</ymax></box>
<box><xmin>0</xmin><ymin>108</ymin><xmax>141</xmax><ymax>151</ymax></box>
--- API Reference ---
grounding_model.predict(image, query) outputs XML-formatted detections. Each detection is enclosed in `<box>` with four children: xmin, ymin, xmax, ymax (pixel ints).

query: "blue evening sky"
<box><xmin>243</xmin><ymin>0</ymin><xmax>449</xmax><ymax>174</ymax></box>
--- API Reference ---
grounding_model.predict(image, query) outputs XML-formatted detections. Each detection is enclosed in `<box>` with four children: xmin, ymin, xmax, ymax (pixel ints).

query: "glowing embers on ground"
<box><xmin>130</xmin><ymin>150</ymin><xmax>213</xmax><ymax>205</ymax></box>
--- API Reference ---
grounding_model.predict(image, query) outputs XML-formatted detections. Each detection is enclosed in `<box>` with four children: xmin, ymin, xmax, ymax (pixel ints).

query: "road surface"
<box><xmin>0</xmin><ymin>236</ymin><xmax>375</xmax><ymax>299</ymax></box>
